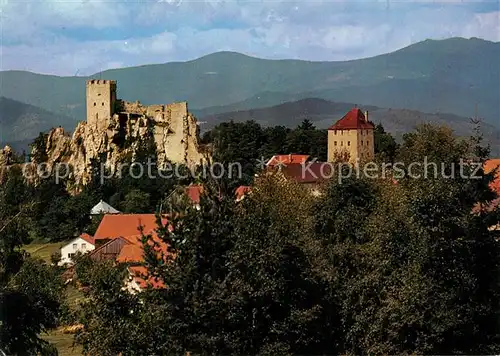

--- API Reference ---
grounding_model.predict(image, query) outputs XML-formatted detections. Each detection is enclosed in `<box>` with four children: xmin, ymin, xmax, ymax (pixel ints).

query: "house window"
<box><xmin>340</xmin><ymin>141</ymin><xmax>343</xmax><ymax>146</ymax></box>
<box><xmin>73</xmin><ymin>243</ymin><xmax>77</xmax><ymax>250</ymax></box>
<box><xmin>334</xmin><ymin>130</ymin><xmax>337</xmax><ymax>135</ymax></box>
<box><xmin>94</xmin><ymin>102</ymin><xmax>96</xmax><ymax>106</ymax></box>
<box><xmin>347</xmin><ymin>141</ymin><xmax>350</xmax><ymax>146</ymax></box>
<box><xmin>68</xmin><ymin>253</ymin><xmax>75</xmax><ymax>259</ymax></box>
<box><xmin>102</xmin><ymin>102</ymin><xmax>104</xmax><ymax>106</ymax></box>
<box><xmin>82</xmin><ymin>243</ymin><xmax>86</xmax><ymax>250</ymax></box>
<box><xmin>334</xmin><ymin>141</ymin><xmax>337</xmax><ymax>146</ymax></box>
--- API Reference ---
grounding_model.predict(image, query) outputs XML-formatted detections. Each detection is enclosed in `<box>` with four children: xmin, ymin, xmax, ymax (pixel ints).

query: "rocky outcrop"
<box><xmin>30</xmin><ymin>100</ymin><xmax>210</xmax><ymax>186</ymax></box>
<box><xmin>0</xmin><ymin>145</ymin><xmax>13</xmax><ymax>166</ymax></box>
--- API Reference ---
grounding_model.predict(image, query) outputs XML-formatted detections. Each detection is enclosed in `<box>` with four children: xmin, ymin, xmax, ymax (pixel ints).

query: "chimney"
<box><xmin>364</xmin><ymin>111</ymin><xmax>369</xmax><ymax>122</ymax></box>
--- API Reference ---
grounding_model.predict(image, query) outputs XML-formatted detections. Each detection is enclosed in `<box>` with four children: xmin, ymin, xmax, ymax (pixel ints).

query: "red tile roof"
<box><xmin>235</xmin><ymin>185</ymin><xmax>251</xmax><ymax>201</ymax></box>
<box><xmin>93</xmin><ymin>214</ymin><xmax>167</xmax><ymax>241</ymax></box>
<box><xmin>267</xmin><ymin>162</ymin><xmax>333</xmax><ymax>184</ymax></box>
<box><xmin>117</xmin><ymin>230</ymin><xmax>170</xmax><ymax>264</ymax></box>
<box><xmin>267</xmin><ymin>154</ymin><xmax>310</xmax><ymax>166</ymax></box>
<box><xmin>79</xmin><ymin>233</ymin><xmax>95</xmax><ymax>245</ymax></box>
<box><xmin>185</xmin><ymin>185</ymin><xmax>204</xmax><ymax>204</ymax></box>
<box><xmin>485</xmin><ymin>159</ymin><xmax>500</xmax><ymax>195</ymax></box>
<box><xmin>328</xmin><ymin>108</ymin><xmax>375</xmax><ymax>130</ymax></box>
<box><xmin>129</xmin><ymin>266</ymin><xmax>165</xmax><ymax>289</ymax></box>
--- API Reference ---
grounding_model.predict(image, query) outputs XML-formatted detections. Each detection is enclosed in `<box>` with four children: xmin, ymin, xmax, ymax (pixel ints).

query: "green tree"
<box><xmin>120</xmin><ymin>189</ymin><xmax>151</xmax><ymax>213</ymax></box>
<box><xmin>314</xmin><ymin>124</ymin><xmax>500</xmax><ymax>354</ymax></box>
<box><xmin>374</xmin><ymin>123</ymin><xmax>398</xmax><ymax>162</ymax></box>
<box><xmin>0</xmin><ymin>167</ymin><xmax>63</xmax><ymax>355</ymax></box>
<box><xmin>30</xmin><ymin>132</ymin><xmax>48</xmax><ymax>163</ymax></box>
<box><xmin>74</xmin><ymin>256</ymin><xmax>145</xmax><ymax>355</ymax></box>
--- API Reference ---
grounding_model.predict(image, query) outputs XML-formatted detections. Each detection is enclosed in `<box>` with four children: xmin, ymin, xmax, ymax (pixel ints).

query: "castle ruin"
<box><xmin>28</xmin><ymin>79</ymin><xmax>210</xmax><ymax>186</ymax></box>
<box><xmin>84</xmin><ymin>79</ymin><xmax>208</xmax><ymax>166</ymax></box>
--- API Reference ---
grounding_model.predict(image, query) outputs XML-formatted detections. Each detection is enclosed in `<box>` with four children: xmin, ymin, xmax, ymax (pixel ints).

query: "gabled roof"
<box><xmin>90</xmin><ymin>200</ymin><xmax>120</xmax><ymax>215</ymax></box>
<box><xmin>267</xmin><ymin>163</ymin><xmax>333</xmax><ymax>184</ymax></box>
<box><xmin>63</xmin><ymin>233</ymin><xmax>95</xmax><ymax>248</ymax></box>
<box><xmin>267</xmin><ymin>154</ymin><xmax>310</xmax><ymax>166</ymax></box>
<box><xmin>116</xmin><ymin>229</ymin><xmax>171</xmax><ymax>263</ymax></box>
<box><xmin>93</xmin><ymin>214</ymin><xmax>167</xmax><ymax>241</ymax></box>
<box><xmin>79</xmin><ymin>233</ymin><xmax>95</xmax><ymax>245</ymax></box>
<box><xmin>328</xmin><ymin>108</ymin><xmax>375</xmax><ymax>130</ymax></box>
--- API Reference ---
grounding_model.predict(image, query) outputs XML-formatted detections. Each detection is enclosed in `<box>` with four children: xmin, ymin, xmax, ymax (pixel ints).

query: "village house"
<box><xmin>59</xmin><ymin>233</ymin><xmax>95</xmax><ymax>266</ymax></box>
<box><xmin>86</xmin><ymin>213</ymin><xmax>169</xmax><ymax>291</ymax></box>
<box><xmin>261</xmin><ymin>108</ymin><xmax>376</xmax><ymax>196</ymax></box>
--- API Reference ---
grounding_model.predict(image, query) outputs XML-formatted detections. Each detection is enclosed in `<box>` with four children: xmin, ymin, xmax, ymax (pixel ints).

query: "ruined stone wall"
<box><xmin>28</xmin><ymin>80</ymin><xmax>211</xmax><ymax>187</ymax></box>
<box><xmin>86</xmin><ymin>80</ymin><xmax>116</xmax><ymax>129</ymax></box>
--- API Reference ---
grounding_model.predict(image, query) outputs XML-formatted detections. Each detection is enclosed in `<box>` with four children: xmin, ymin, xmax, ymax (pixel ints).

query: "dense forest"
<box><xmin>1</xmin><ymin>120</ymin><xmax>499</xmax><ymax>355</ymax></box>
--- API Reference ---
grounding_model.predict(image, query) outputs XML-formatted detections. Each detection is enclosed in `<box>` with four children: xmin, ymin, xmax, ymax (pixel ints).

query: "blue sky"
<box><xmin>1</xmin><ymin>0</ymin><xmax>498</xmax><ymax>76</ymax></box>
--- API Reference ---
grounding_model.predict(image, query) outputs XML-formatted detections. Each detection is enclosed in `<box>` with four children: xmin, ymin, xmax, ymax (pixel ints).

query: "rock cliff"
<box><xmin>27</xmin><ymin>100</ymin><xmax>210</xmax><ymax>186</ymax></box>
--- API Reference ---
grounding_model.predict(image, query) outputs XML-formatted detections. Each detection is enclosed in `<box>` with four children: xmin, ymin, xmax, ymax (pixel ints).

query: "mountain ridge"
<box><xmin>1</xmin><ymin>37</ymin><xmax>498</xmax><ymax>136</ymax></box>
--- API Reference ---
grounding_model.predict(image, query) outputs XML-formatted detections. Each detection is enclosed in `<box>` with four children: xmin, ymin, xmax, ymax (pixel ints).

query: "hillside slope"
<box><xmin>1</xmin><ymin>37</ymin><xmax>498</xmax><ymax>127</ymax></box>
<box><xmin>0</xmin><ymin>97</ymin><xmax>75</xmax><ymax>145</ymax></box>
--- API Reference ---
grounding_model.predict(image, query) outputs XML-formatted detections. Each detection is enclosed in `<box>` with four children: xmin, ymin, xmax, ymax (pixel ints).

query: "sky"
<box><xmin>0</xmin><ymin>0</ymin><xmax>499</xmax><ymax>76</ymax></box>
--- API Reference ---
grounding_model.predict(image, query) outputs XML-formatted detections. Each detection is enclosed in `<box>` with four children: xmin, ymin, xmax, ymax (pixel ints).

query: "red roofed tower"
<box><xmin>327</xmin><ymin>108</ymin><xmax>375</xmax><ymax>163</ymax></box>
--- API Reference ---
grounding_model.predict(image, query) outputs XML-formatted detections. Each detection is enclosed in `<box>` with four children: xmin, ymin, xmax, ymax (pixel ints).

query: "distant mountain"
<box><xmin>0</xmin><ymin>96</ymin><xmax>74</xmax><ymax>146</ymax></box>
<box><xmin>4</xmin><ymin>97</ymin><xmax>499</xmax><ymax>156</ymax></box>
<box><xmin>197</xmin><ymin>98</ymin><xmax>500</xmax><ymax>155</ymax></box>
<box><xmin>0</xmin><ymin>37</ymin><xmax>498</xmax><ymax>129</ymax></box>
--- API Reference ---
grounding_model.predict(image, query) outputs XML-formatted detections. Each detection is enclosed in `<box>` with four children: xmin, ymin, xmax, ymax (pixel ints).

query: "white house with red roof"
<box><xmin>59</xmin><ymin>233</ymin><xmax>95</xmax><ymax>265</ymax></box>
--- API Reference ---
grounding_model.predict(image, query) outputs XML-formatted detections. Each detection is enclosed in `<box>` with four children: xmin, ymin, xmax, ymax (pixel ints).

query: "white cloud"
<box><xmin>0</xmin><ymin>0</ymin><xmax>498</xmax><ymax>74</ymax></box>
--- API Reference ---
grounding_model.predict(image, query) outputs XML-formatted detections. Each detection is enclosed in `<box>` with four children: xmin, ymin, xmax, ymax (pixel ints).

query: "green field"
<box><xmin>24</xmin><ymin>242</ymin><xmax>85</xmax><ymax>355</ymax></box>
<box><xmin>42</xmin><ymin>331</ymin><xmax>82</xmax><ymax>356</ymax></box>
<box><xmin>24</xmin><ymin>242</ymin><xmax>63</xmax><ymax>263</ymax></box>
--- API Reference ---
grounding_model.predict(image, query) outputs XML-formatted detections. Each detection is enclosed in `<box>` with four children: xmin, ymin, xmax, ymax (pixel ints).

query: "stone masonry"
<box><xmin>29</xmin><ymin>79</ymin><xmax>210</xmax><ymax>187</ymax></box>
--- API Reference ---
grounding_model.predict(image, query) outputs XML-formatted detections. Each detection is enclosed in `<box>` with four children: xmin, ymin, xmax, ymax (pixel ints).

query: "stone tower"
<box><xmin>327</xmin><ymin>108</ymin><xmax>375</xmax><ymax>163</ymax></box>
<box><xmin>86</xmin><ymin>79</ymin><xmax>117</xmax><ymax>128</ymax></box>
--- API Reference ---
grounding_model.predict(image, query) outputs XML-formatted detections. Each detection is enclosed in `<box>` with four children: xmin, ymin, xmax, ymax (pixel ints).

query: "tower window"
<box><xmin>334</xmin><ymin>141</ymin><xmax>337</xmax><ymax>146</ymax></box>
<box><xmin>361</xmin><ymin>140</ymin><xmax>363</xmax><ymax>146</ymax></box>
<box><xmin>347</xmin><ymin>141</ymin><xmax>350</xmax><ymax>146</ymax></box>
<box><xmin>367</xmin><ymin>140</ymin><xmax>369</xmax><ymax>146</ymax></box>
<box><xmin>340</xmin><ymin>141</ymin><xmax>343</xmax><ymax>146</ymax></box>
<box><xmin>102</xmin><ymin>102</ymin><xmax>104</xmax><ymax>106</ymax></box>
<box><xmin>93</xmin><ymin>102</ymin><xmax>96</xmax><ymax>106</ymax></box>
